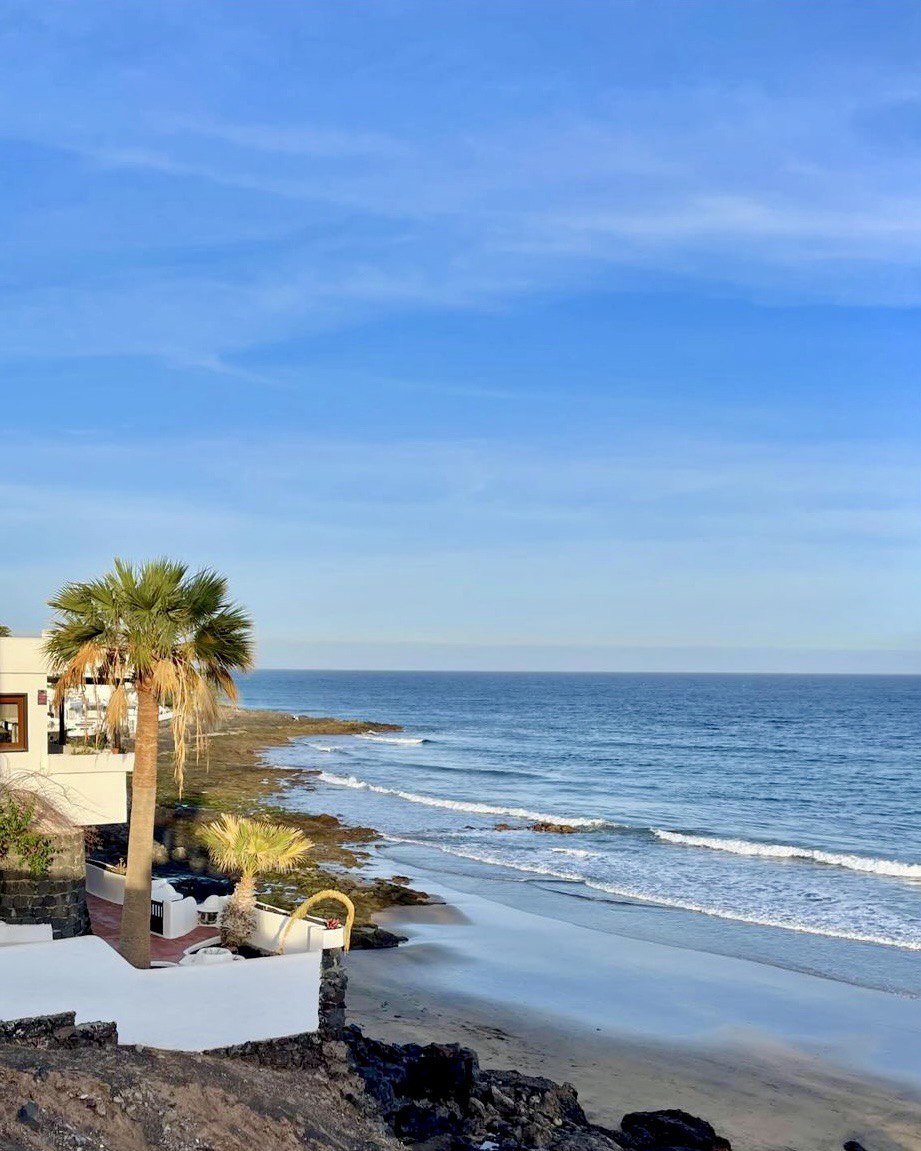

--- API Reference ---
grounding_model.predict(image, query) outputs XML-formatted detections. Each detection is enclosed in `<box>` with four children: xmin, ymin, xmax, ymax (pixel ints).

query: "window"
<box><xmin>0</xmin><ymin>694</ymin><xmax>27</xmax><ymax>751</ymax></box>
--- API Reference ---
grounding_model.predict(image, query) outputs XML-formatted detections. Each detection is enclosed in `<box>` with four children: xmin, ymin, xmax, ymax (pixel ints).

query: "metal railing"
<box><xmin>149</xmin><ymin>900</ymin><xmax>164</xmax><ymax>935</ymax></box>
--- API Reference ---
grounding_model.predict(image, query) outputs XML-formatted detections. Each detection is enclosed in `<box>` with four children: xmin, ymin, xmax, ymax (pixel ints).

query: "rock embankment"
<box><xmin>342</xmin><ymin>1029</ymin><xmax>731</xmax><ymax>1151</ymax></box>
<box><xmin>216</xmin><ymin>1023</ymin><xmax>734</xmax><ymax>1151</ymax></box>
<box><xmin>0</xmin><ymin>1012</ymin><xmax>398</xmax><ymax>1151</ymax></box>
<box><xmin>0</xmin><ymin>1012</ymin><xmax>865</xmax><ymax>1151</ymax></box>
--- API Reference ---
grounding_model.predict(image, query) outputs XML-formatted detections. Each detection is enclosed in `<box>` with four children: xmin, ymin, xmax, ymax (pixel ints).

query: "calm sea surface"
<box><xmin>237</xmin><ymin>671</ymin><xmax>921</xmax><ymax>990</ymax></box>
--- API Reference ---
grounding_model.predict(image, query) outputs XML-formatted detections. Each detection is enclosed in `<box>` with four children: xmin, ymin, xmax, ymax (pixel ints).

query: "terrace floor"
<box><xmin>86</xmin><ymin>894</ymin><xmax>218</xmax><ymax>963</ymax></box>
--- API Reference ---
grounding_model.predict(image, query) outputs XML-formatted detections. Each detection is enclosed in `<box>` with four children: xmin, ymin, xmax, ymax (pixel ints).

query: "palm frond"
<box><xmin>44</xmin><ymin>557</ymin><xmax>254</xmax><ymax>781</ymax></box>
<box><xmin>200</xmin><ymin>814</ymin><xmax>312</xmax><ymax>880</ymax></box>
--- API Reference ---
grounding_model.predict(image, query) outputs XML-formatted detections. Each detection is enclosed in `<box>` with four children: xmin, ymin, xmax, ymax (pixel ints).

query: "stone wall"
<box><xmin>319</xmin><ymin>948</ymin><xmax>347</xmax><ymax>1037</ymax></box>
<box><xmin>0</xmin><ymin>1011</ymin><xmax>117</xmax><ymax>1050</ymax></box>
<box><xmin>0</xmin><ymin>826</ymin><xmax>90</xmax><ymax>939</ymax></box>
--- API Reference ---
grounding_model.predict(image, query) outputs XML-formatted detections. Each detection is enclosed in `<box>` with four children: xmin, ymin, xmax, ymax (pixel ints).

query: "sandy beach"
<box><xmin>346</xmin><ymin>882</ymin><xmax>921</xmax><ymax>1151</ymax></box>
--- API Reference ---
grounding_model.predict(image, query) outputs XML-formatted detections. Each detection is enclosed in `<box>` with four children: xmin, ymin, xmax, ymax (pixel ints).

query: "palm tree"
<box><xmin>201</xmin><ymin>813</ymin><xmax>312</xmax><ymax>950</ymax></box>
<box><xmin>0</xmin><ymin>625</ymin><xmax>10</xmax><ymax>637</ymax></box>
<box><xmin>44</xmin><ymin>558</ymin><xmax>253</xmax><ymax>968</ymax></box>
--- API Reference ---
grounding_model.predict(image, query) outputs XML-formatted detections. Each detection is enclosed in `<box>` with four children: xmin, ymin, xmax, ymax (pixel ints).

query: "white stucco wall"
<box><xmin>0</xmin><ymin>637</ymin><xmax>132</xmax><ymax>827</ymax></box>
<box><xmin>0</xmin><ymin>637</ymin><xmax>48</xmax><ymax>779</ymax></box>
<box><xmin>0</xmin><ymin>935</ymin><xmax>321</xmax><ymax>1050</ymax></box>
<box><xmin>249</xmin><ymin>904</ymin><xmax>339</xmax><ymax>953</ymax></box>
<box><xmin>39</xmin><ymin>751</ymin><xmax>134</xmax><ymax>825</ymax></box>
<box><xmin>86</xmin><ymin>862</ymin><xmax>127</xmax><ymax>904</ymax></box>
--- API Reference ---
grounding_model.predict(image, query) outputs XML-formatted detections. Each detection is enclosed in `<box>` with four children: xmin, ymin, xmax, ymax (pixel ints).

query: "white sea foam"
<box><xmin>654</xmin><ymin>830</ymin><xmax>921</xmax><ymax>880</ymax></box>
<box><xmin>309</xmin><ymin>744</ymin><xmax>343</xmax><ymax>753</ymax></box>
<box><xmin>357</xmin><ymin>733</ymin><xmax>429</xmax><ymax>745</ymax></box>
<box><xmin>381</xmin><ymin>836</ymin><xmax>921</xmax><ymax>952</ymax></box>
<box><xmin>550</xmin><ymin>847</ymin><xmax>603</xmax><ymax>859</ymax></box>
<box><xmin>316</xmin><ymin>771</ymin><xmax>606</xmax><ymax>827</ymax></box>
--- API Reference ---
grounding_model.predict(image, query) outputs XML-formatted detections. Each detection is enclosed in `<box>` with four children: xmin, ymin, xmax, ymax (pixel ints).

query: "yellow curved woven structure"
<box><xmin>280</xmin><ymin>889</ymin><xmax>355</xmax><ymax>952</ymax></box>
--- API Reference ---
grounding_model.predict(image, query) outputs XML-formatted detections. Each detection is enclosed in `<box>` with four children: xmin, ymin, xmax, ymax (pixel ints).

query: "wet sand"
<box><xmin>346</xmin><ymin>894</ymin><xmax>921</xmax><ymax>1151</ymax></box>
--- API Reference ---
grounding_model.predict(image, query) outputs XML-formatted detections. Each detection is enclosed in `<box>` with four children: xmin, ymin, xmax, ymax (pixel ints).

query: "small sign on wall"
<box><xmin>37</xmin><ymin>690</ymin><xmax>47</xmax><ymax>705</ymax></box>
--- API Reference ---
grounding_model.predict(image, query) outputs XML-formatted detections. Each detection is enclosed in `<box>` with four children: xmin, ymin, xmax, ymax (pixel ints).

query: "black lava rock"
<box><xmin>342</xmin><ymin>1026</ymin><xmax>627</xmax><ymax>1150</ymax></box>
<box><xmin>350</xmin><ymin>924</ymin><xmax>408</xmax><ymax>950</ymax></box>
<box><xmin>619</xmin><ymin>1109</ymin><xmax>732</xmax><ymax>1151</ymax></box>
<box><xmin>16</xmin><ymin>1102</ymin><xmax>40</xmax><ymax>1128</ymax></box>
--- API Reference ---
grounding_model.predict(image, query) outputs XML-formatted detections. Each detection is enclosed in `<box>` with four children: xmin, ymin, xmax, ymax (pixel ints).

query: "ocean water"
<box><xmin>237</xmin><ymin>671</ymin><xmax>921</xmax><ymax>992</ymax></box>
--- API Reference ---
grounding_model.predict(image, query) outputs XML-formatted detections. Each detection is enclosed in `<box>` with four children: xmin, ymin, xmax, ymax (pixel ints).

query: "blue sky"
<box><xmin>2</xmin><ymin>1</ymin><xmax>920</xmax><ymax>670</ymax></box>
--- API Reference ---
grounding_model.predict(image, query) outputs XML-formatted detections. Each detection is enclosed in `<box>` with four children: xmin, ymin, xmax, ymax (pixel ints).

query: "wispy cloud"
<box><xmin>2</xmin><ymin>30</ymin><xmax>921</xmax><ymax>369</ymax></box>
<box><xmin>169</xmin><ymin>118</ymin><xmax>411</xmax><ymax>160</ymax></box>
<box><xmin>0</xmin><ymin>4</ymin><xmax>919</xmax><ymax>664</ymax></box>
<box><xmin>6</xmin><ymin>429</ymin><xmax>919</xmax><ymax>547</ymax></box>
<box><xmin>2</xmin><ymin>426</ymin><xmax>918</xmax><ymax>651</ymax></box>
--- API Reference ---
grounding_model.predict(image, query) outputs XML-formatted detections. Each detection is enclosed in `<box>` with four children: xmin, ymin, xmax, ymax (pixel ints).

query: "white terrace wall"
<box><xmin>86</xmin><ymin>866</ymin><xmax>199</xmax><ymax>940</ymax></box>
<box><xmin>0</xmin><ymin>935</ymin><xmax>320</xmax><ymax>1050</ymax></box>
<box><xmin>250</xmin><ymin>904</ymin><xmax>344</xmax><ymax>953</ymax></box>
<box><xmin>37</xmin><ymin>750</ymin><xmax>133</xmax><ymax>826</ymax></box>
<box><xmin>85</xmin><ymin>863</ymin><xmax>127</xmax><ymax>905</ymax></box>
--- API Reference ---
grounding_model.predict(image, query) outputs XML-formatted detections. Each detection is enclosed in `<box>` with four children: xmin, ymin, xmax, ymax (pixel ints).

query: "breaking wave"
<box><xmin>653</xmin><ymin>830</ymin><xmax>921</xmax><ymax>879</ymax></box>
<box><xmin>357</xmin><ymin>733</ymin><xmax>429</xmax><ymax>745</ymax></box>
<box><xmin>382</xmin><ymin>836</ymin><xmax>921</xmax><ymax>952</ymax></box>
<box><xmin>316</xmin><ymin>771</ymin><xmax>607</xmax><ymax>827</ymax></box>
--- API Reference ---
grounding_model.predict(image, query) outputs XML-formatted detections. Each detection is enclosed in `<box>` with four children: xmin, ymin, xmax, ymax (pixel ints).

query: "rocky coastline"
<box><xmin>87</xmin><ymin>707</ymin><xmax>435</xmax><ymax>934</ymax></box>
<box><xmin>0</xmin><ymin>1006</ymin><xmax>737</xmax><ymax>1151</ymax></box>
<box><xmin>1</xmin><ymin>1002</ymin><xmax>870</xmax><ymax>1151</ymax></box>
<box><xmin>57</xmin><ymin>706</ymin><xmax>738</xmax><ymax>1149</ymax></box>
<box><xmin>33</xmin><ymin>707</ymin><xmax>878</xmax><ymax>1151</ymax></box>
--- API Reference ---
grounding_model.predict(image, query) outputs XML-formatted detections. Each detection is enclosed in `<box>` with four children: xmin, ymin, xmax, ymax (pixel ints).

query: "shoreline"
<box><xmin>139</xmin><ymin>705</ymin><xmax>921</xmax><ymax>1149</ymax></box>
<box><xmin>112</xmin><ymin>708</ymin><xmax>437</xmax><ymax>928</ymax></box>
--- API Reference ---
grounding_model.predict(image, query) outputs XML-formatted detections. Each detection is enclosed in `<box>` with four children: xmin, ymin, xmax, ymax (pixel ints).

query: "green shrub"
<box><xmin>0</xmin><ymin>794</ymin><xmax>54</xmax><ymax>876</ymax></box>
<box><xmin>68</xmin><ymin>730</ymin><xmax>111</xmax><ymax>754</ymax></box>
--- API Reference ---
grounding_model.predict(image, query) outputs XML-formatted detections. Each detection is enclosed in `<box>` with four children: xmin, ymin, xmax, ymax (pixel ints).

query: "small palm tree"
<box><xmin>0</xmin><ymin>625</ymin><xmax>10</xmax><ymax>637</ymax></box>
<box><xmin>44</xmin><ymin>559</ymin><xmax>253</xmax><ymax>968</ymax></box>
<box><xmin>201</xmin><ymin>813</ymin><xmax>312</xmax><ymax>950</ymax></box>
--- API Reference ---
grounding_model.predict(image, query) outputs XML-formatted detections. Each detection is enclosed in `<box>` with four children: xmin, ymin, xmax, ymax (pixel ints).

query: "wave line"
<box><xmin>380</xmin><ymin>836</ymin><xmax>921</xmax><ymax>952</ymax></box>
<box><xmin>654</xmin><ymin>830</ymin><xmax>921</xmax><ymax>879</ymax></box>
<box><xmin>316</xmin><ymin>771</ymin><xmax>607</xmax><ymax>827</ymax></box>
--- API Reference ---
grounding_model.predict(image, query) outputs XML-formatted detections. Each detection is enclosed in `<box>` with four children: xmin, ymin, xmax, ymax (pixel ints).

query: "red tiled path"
<box><xmin>86</xmin><ymin>893</ymin><xmax>218</xmax><ymax>963</ymax></box>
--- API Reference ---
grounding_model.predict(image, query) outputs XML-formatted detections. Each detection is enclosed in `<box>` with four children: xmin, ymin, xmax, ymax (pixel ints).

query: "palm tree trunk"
<box><xmin>119</xmin><ymin>684</ymin><xmax>159</xmax><ymax>968</ymax></box>
<box><xmin>235</xmin><ymin>873</ymin><xmax>257</xmax><ymax>913</ymax></box>
<box><xmin>221</xmin><ymin>873</ymin><xmax>257</xmax><ymax>951</ymax></box>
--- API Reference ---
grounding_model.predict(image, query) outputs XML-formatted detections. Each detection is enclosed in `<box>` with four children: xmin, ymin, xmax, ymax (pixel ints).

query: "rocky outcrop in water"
<box><xmin>528</xmin><ymin>822</ymin><xmax>579</xmax><ymax>835</ymax></box>
<box><xmin>494</xmin><ymin>822</ymin><xmax>579</xmax><ymax>835</ymax></box>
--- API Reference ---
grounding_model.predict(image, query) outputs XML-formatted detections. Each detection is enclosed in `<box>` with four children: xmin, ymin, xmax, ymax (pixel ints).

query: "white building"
<box><xmin>0</xmin><ymin>636</ymin><xmax>134</xmax><ymax>826</ymax></box>
<box><xmin>1</xmin><ymin>634</ymin><xmax>346</xmax><ymax>1053</ymax></box>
